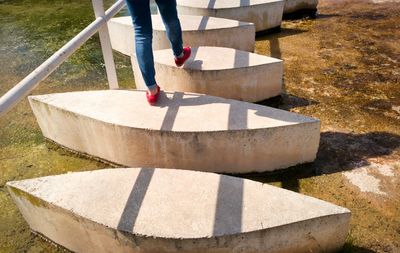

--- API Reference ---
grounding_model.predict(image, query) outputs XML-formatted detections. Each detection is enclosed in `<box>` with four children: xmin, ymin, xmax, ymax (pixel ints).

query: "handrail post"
<box><xmin>92</xmin><ymin>0</ymin><xmax>119</xmax><ymax>89</ymax></box>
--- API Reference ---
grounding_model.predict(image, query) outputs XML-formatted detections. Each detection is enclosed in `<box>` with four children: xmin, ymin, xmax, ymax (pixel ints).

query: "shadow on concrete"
<box><xmin>117</xmin><ymin>168</ymin><xmax>155</xmax><ymax>233</ymax></box>
<box><xmin>213</xmin><ymin>175</ymin><xmax>244</xmax><ymax>236</ymax></box>
<box><xmin>182</xmin><ymin>47</ymin><xmax>203</xmax><ymax>69</ymax></box>
<box><xmin>242</xmin><ymin>131</ymin><xmax>400</xmax><ymax>192</ymax></box>
<box><xmin>197</xmin><ymin>16</ymin><xmax>209</xmax><ymax>30</ymax></box>
<box><xmin>115</xmin><ymin>167</ymin><xmax>245</xmax><ymax>236</ymax></box>
<box><xmin>160</xmin><ymin>92</ymin><xmax>183</xmax><ymax>131</ymax></box>
<box><xmin>207</xmin><ymin>0</ymin><xmax>216</xmax><ymax>8</ymax></box>
<box><xmin>156</xmin><ymin>91</ymin><xmax>311</xmax><ymax>133</ymax></box>
<box><xmin>240</xmin><ymin>0</ymin><xmax>250</xmax><ymax>6</ymax></box>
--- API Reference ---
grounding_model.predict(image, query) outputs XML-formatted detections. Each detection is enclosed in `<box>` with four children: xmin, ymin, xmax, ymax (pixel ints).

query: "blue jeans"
<box><xmin>125</xmin><ymin>0</ymin><xmax>184</xmax><ymax>90</ymax></box>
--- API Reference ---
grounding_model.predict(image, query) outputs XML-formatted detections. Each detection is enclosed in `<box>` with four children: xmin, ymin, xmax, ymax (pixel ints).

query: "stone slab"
<box><xmin>7</xmin><ymin>168</ymin><xmax>351</xmax><ymax>253</ymax></box>
<box><xmin>176</xmin><ymin>0</ymin><xmax>285</xmax><ymax>32</ymax></box>
<box><xmin>29</xmin><ymin>90</ymin><xmax>320</xmax><ymax>173</ymax></box>
<box><xmin>108</xmin><ymin>15</ymin><xmax>255</xmax><ymax>56</ymax></box>
<box><xmin>132</xmin><ymin>46</ymin><xmax>283</xmax><ymax>102</ymax></box>
<box><xmin>284</xmin><ymin>0</ymin><xmax>318</xmax><ymax>14</ymax></box>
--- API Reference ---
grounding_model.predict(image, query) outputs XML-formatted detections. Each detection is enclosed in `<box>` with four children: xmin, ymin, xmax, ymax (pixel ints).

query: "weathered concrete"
<box><xmin>176</xmin><ymin>0</ymin><xmax>285</xmax><ymax>32</ymax></box>
<box><xmin>28</xmin><ymin>90</ymin><xmax>320</xmax><ymax>173</ymax></box>
<box><xmin>7</xmin><ymin>168</ymin><xmax>351</xmax><ymax>253</ymax></box>
<box><xmin>284</xmin><ymin>0</ymin><xmax>318</xmax><ymax>14</ymax></box>
<box><xmin>108</xmin><ymin>15</ymin><xmax>255</xmax><ymax>56</ymax></box>
<box><xmin>132</xmin><ymin>47</ymin><xmax>283</xmax><ymax>102</ymax></box>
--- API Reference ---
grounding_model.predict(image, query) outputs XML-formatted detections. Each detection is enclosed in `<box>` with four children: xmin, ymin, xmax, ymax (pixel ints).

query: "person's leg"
<box><xmin>155</xmin><ymin>0</ymin><xmax>184</xmax><ymax>57</ymax></box>
<box><xmin>125</xmin><ymin>0</ymin><xmax>157</xmax><ymax>93</ymax></box>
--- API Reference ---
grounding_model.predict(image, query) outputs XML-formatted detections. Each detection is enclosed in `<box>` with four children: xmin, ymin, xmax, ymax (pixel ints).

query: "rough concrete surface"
<box><xmin>7</xmin><ymin>168</ymin><xmax>351</xmax><ymax>253</ymax></box>
<box><xmin>176</xmin><ymin>0</ymin><xmax>285</xmax><ymax>32</ymax></box>
<box><xmin>108</xmin><ymin>15</ymin><xmax>255</xmax><ymax>56</ymax></box>
<box><xmin>28</xmin><ymin>90</ymin><xmax>320</xmax><ymax>173</ymax></box>
<box><xmin>132</xmin><ymin>46</ymin><xmax>283</xmax><ymax>102</ymax></box>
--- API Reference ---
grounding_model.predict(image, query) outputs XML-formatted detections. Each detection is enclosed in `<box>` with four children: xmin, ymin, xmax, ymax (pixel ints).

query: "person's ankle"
<box><xmin>148</xmin><ymin>85</ymin><xmax>159</xmax><ymax>95</ymax></box>
<box><xmin>176</xmin><ymin>51</ymin><xmax>184</xmax><ymax>59</ymax></box>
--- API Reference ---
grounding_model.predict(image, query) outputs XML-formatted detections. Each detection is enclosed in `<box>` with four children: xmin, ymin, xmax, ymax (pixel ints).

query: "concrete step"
<box><xmin>176</xmin><ymin>0</ymin><xmax>285</xmax><ymax>32</ymax></box>
<box><xmin>108</xmin><ymin>15</ymin><xmax>255</xmax><ymax>56</ymax></box>
<box><xmin>284</xmin><ymin>0</ymin><xmax>318</xmax><ymax>14</ymax></box>
<box><xmin>132</xmin><ymin>47</ymin><xmax>283</xmax><ymax>102</ymax></box>
<box><xmin>7</xmin><ymin>168</ymin><xmax>351</xmax><ymax>253</ymax></box>
<box><xmin>29</xmin><ymin>90</ymin><xmax>320</xmax><ymax>173</ymax></box>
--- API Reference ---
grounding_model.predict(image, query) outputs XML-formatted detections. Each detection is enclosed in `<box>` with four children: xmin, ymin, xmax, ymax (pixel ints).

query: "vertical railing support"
<box><xmin>92</xmin><ymin>0</ymin><xmax>119</xmax><ymax>89</ymax></box>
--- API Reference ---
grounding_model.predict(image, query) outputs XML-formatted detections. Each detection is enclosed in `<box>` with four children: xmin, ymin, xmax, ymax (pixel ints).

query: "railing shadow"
<box><xmin>117</xmin><ymin>168</ymin><xmax>155</xmax><ymax>232</ymax></box>
<box><xmin>207</xmin><ymin>0</ymin><xmax>216</xmax><ymax>8</ymax></box>
<box><xmin>240</xmin><ymin>0</ymin><xmax>250</xmax><ymax>6</ymax></box>
<box><xmin>155</xmin><ymin>90</ymin><xmax>311</xmax><ymax>132</ymax></box>
<box><xmin>116</xmin><ymin>167</ymin><xmax>245</xmax><ymax>237</ymax></box>
<box><xmin>197</xmin><ymin>16</ymin><xmax>209</xmax><ymax>30</ymax></box>
<box><xmin>213</xmin><ymin>175</ymin><xmax>243</xmax><ymax>236</ymax></box>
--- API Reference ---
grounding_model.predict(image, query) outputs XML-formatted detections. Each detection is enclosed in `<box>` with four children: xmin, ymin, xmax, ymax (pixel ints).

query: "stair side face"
<box><xmin>132</xmin><ymin>47</ymin><xmax>283</xmax><ymax>102</ymax></box>
<box><xmin>28</xmin><ymin>90</ymin><xmax>320</xmax><ymax>174</ymax></box>
<box><xmin>284</xmin><ymin>0</ymin><xmax>318</xmax><ymax>14</ymax></box>
<box><xmin>108</xmin><ymin>16</ymin><xmax>255</xmax><ymax>56</ymax></box>
<box><xmin>176</xmin><ymin>0</ymin><xmax>285</xmax><ymax>32</ymax></box>
<box><xmin>7</xmin><ymin>168</ymin><xmax>351</xmax><ymax>253</ymax></box>
<box><xmin>107</xmin><ymin>17</ymin><xmax>135</xmax><ymax>56</ymax></box>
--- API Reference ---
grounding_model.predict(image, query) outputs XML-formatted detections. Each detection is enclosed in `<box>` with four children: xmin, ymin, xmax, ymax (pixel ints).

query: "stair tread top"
<box><xmin>111</xmin><ymin>15</ymin><xmax>253</xmax><ymax>31</ymax></box>
<box><xmin>7</xmin><ymin>168</ymin><xmax>350</xmax><ymax>239</ymax></box>
<box><xmin>177</xmin><ymin>0</ymin><xmax>285</xmax><ymax>9</ymax></box>
<box><xmin>154</xmin><ymin>47</ymin><xmax>282</xmax><ymax>70</ymax></box>
<box><xmin>29</xmin><ymin>90</ymin><xmax>318</xmax><ymax>132</ymax></box>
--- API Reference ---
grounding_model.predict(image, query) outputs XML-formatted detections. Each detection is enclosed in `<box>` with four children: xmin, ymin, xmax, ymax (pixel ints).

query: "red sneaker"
<box><xmin>146</xmin><ymin>85</ymin><xmax>160</xmax><ymax>106</ymax></box>
<box><xmin>174</xmin><ymin>47</ymin><xmax>191</xmax><ymax>67</ymax></box>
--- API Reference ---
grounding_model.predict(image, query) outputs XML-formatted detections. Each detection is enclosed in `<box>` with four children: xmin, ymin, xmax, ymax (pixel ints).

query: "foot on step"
<box><xmin>174</xmin><ymin>47</ymin><xmax>191</xmax><ymax>67</ymax></box>
<box><xmin>146</xmin><ymin>85</ymin><xmax>160</xmax><ymax>106</ymax></box>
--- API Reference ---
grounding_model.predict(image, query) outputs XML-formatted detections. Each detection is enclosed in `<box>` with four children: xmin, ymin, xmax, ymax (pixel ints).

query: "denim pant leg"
<box><xmin>125</xmin><ymin>0</ymin><xmax>157</xmax><ymax>90</ymax></box>
<box><xmin>155</xmin><ymin>0</ymin><xmax>183</xmax><ymax>57</ymax></box>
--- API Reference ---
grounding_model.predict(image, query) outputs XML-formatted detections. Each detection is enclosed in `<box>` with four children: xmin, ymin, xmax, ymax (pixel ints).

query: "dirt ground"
<box><xmin>0</xmin><ymin>0</ymin><xmax>399</xmax><ymax>252</ymax></box>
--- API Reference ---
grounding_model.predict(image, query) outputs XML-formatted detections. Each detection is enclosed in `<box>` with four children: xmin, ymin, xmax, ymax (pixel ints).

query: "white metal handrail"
<box><xmin>0</xmin><ymin>0</ymin><xmax>126</xmax><ymax>117</ymax></box>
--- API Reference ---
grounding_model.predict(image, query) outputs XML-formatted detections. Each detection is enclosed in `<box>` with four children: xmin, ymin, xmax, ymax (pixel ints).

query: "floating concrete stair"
<box><xmin>132</xmin><ymin>47</ymin><xmax>283</xmax><ymax>102</ymax></box>
<box><xmin>176</xmin><ymin>0</ymin><xmax>285</xmax><ymax>32</ymax></box>
<box><xmin>29</xmin><ymin>90</ymin><xmax>320</xmax><ymax>174</ymax></box>
<box><xmin>7</xmin><ymin>168</ymin><xmax>351</xmax><ymax>253</ymax></box>
<box><xmin>284</xmin><ymin>0</ymin><xmax>318</xmax><ymax>14</ymax></box>
<box><xmin>108</xmin><ymin>15</ymin><xmax>255</xmax><ymax>56</ymax></box>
